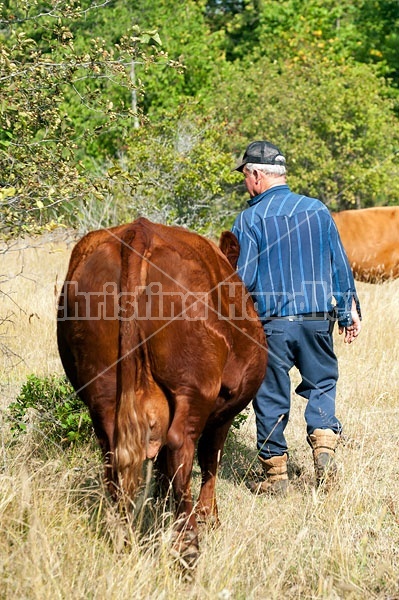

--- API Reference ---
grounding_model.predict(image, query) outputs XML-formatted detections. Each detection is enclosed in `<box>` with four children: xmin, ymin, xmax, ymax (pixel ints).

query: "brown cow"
<box><xmin>57</xmin><ymin>217</ymin><xmax>266</xmax><ymax>567</ymax></box>
<box><xmin>332</xmin><ymin>206</ymin><xmax>399</xmax><ymax>282</ymax></box>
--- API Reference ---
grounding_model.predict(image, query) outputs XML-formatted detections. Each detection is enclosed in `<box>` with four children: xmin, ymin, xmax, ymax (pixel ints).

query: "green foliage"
<box><xmin>345</xmin><ymin>0</ymin><xmax>399</xmax><ymax>82</ymax></box>
<box><xmin>129</xmin><ymin>0</ymin><xmax>228</xmax><ymax>116</ymax></box>
<box><xmin>231</xmin><ymin>409</ymin><xmax>249</xmax><ymax>430</ymax></box>
<box><xmin>0</xmin><ymin>1</ymin><xmax>171</xmax><ymax>236</ymax></box>
<box><xmin>206</xmin><ymin>0</ymin><xmax>399</xmax><ymax>87</ymax></box>
<box><xmin>7</xmin><ymin>374</ymin><xmax>93</xmax><ymax>447</ymax></box>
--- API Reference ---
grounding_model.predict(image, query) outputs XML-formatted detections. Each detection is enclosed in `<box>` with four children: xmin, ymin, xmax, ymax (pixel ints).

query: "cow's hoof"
<box><xmin>195</xmin><ymin>511</ymin><xmax>220</xmax><ymax>529</ymax></box>
<box><xmin>170</xmin><ymin>530</ymin><xmax>199</xmax><ymax>571</ymax></box>
<box><xmin>171</xmin><ymin>544</ymin><xmax>199</xmax><ymax>572</ymax></box>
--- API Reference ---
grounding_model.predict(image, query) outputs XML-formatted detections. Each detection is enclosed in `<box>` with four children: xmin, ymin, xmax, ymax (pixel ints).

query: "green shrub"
<box><xmin>7</xmin><ymin>374</ymin><xmax>93</xmax><ymax>447</ymax></box>
<box><xmin>231</xmin><ymin>409</ymin><xmax>250</xmax><ymax>430</ymax></box>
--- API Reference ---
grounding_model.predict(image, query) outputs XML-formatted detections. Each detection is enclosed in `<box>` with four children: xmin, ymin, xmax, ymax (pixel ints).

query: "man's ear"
<box><xmin>253</xmin><ymin>169</ymin><xmax>263</xmax><ymax>183</ymax></box>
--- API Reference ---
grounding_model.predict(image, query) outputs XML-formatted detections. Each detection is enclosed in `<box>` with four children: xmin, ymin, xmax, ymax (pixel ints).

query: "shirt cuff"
<box><xmin>338</xmin><ymin>313</ymin><xmax>354</xmax><ymax>327</ymax></box>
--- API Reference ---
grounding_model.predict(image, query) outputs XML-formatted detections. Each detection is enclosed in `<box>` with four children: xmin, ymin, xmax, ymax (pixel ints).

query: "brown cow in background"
<box><xmin>57</xmin><ymin>218</ymin><xmax>266</xmax><ymax>568</ymax></box>
<box><xmin>332</xmin><ymin>206</ymin><xmax>399</xmax><ymax>282</ymax></box>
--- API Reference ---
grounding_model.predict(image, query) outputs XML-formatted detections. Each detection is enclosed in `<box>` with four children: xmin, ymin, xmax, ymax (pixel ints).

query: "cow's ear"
<box><xmin>219</xmin><ymin>231</ymin><xmax>240</xmax><ymax>269</ymax></box>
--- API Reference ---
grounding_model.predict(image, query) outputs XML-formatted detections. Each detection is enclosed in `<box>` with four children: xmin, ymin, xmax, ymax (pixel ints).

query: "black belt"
<box><xmin>264</xmin><ymin>312</ymin><xmax>333</xmax><ymax>323</ymax></box>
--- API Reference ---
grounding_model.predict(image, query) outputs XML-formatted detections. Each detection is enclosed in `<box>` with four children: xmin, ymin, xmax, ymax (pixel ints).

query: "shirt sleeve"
<box><xmin>328</xmin><ymin>217</ymin><xmax>361</xmax><ymax>327</ymax></box>
<box><xmin>231</xmin><ymin>213</ymin><xmax>260</xmax><ymax>293</ymax></box>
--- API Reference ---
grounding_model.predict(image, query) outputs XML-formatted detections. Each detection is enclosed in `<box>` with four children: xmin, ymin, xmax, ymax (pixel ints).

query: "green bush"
<box><xmin>7</xmin><ymin>374</ymin><xmax>93</xmax><ymax>447</ymax></box>
<box><xmin>231</xmin><ymin>409</ymin><xmax>250</xmax><ymax>430</ymax></box>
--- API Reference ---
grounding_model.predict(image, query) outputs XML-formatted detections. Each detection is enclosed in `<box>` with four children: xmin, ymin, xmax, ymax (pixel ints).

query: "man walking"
<box><xmin>232</xmin><ymin>141</ymin><xmax>361</xmax><ymax>494</ymax></box>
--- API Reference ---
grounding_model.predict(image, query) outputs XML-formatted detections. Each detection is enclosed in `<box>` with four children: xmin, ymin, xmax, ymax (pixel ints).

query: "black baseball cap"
<box><xmin>234</xmin><ymin>140</ymin><xmax>286</xmax><ymax>172</ymax></box>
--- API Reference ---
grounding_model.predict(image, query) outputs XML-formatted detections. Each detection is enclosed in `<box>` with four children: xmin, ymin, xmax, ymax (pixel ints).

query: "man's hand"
<box><xmin>339</xmin><ymin>299</ymin><xmax>361</xmax><ymax>344</ymax></box>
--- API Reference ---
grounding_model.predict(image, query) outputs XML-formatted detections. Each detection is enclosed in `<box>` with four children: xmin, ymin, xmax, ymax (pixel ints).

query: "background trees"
<box><xmin>0</xmin><ymin>1</ymin><xmax>167</xmax><ymax>233</ymax></box>
<box><xmin>208</xmin><ymin>53</ymin><xmax>399</xmax><ymax>210</ymax></box>
<box><xmin>1</xmin><ymin>0</ymin><xmax>399</xmax><ymax>238</ymax></box>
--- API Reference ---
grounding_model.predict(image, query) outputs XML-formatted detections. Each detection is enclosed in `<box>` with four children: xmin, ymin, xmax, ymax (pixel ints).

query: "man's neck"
<box><xmin>261</xmin><ymin>175</ymin><xmax>287</xmax><ymax>193</ymax></box>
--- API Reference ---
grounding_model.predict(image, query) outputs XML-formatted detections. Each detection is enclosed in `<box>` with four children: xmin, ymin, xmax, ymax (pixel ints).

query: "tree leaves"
<box><xmin>0</xmin><ymin>1</ymin><xmax>171</xmax><ymax>235</ymax></box>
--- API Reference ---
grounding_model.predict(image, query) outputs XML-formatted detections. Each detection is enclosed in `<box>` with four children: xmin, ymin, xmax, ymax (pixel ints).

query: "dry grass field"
<box><xmin>1</xmin><ymin>229</ymin><xmax>399</xmax><ymax>599</ymax></box>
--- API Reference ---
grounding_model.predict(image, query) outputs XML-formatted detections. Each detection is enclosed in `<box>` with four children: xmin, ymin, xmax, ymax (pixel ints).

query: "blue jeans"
<box><xmin>253</xmin><ymin>318</ymin><xmax>341</xmax><ymax>459</ymax></box>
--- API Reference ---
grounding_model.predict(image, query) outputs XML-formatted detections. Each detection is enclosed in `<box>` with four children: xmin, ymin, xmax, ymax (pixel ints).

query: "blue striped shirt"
<box><xmin>231</xmin><ymin>185</ymin><xmax>360</xmax><ymax>326</ymax></box>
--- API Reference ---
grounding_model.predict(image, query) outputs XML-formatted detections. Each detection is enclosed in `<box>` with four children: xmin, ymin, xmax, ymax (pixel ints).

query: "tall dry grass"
<box><xmin>0</xmin><ymin>231</ymin><xmax>399</xmax><ymax>599</ymax></box>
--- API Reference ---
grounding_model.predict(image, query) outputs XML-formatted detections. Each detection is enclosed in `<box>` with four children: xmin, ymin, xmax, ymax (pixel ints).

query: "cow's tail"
<box><xmin>113</xmin><ymin>224</ymin><xmax>149</xmax><ymax>500</ymax></box>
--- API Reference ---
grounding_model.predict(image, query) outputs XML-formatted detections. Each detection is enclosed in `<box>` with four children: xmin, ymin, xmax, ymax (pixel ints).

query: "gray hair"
<box><xmin>245</xmin><ymin>162</ymin><xmax>287</xmax><ymax>176</ymax></box>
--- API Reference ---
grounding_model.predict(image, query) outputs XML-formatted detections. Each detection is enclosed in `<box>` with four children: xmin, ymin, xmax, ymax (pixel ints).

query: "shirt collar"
<box><xmin>247</xmin><ymin>184</ymin><xmax>290</xmax><ymax>207</ymax></box>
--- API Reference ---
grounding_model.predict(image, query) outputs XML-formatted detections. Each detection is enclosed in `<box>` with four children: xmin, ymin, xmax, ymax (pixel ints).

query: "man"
<box><xmin>231</xmin><ymin>140</ymin><xmax>361</xmax><ymax>494</ymax></box>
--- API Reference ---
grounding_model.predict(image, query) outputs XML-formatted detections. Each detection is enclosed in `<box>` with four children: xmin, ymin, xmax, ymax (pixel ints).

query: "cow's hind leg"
<box><xmin>196</xmin><ymin>419</ymin><xmax>232</xmax><ymax>527</ymax></box>
<box><xmin>82</xmin><ymin>384</ymin><xmax>117</xmax><ymax>500</ymax></box>
<box><xmin>153</xmin><ymin>446</ymin><xmax>172</xmax><ymax>501</ymax></box>
<box><xmin>164</xmin><ymin>395</ymin><xmax>215</xmax><ymax>569</ymax></box>
<box><xmin>90</xmin><ymin>410</ymin><xmax>117</xmax><ymax>498</ymax></box>
<box><xmin>165</xmin><ymin>439</ymin><xmax>199</xmax><ymax>570</ymax></box>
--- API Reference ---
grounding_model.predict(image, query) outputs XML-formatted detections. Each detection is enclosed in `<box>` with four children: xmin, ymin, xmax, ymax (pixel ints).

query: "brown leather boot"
<box><xmin>249</xmin><ymin>453</ymin><xmax>289</xmax><ymax>496</ymax></box>
<box><xmin>308</xmin><ymin>428</ymin><xmax>340</xmax><ymax>489</ymax></box>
